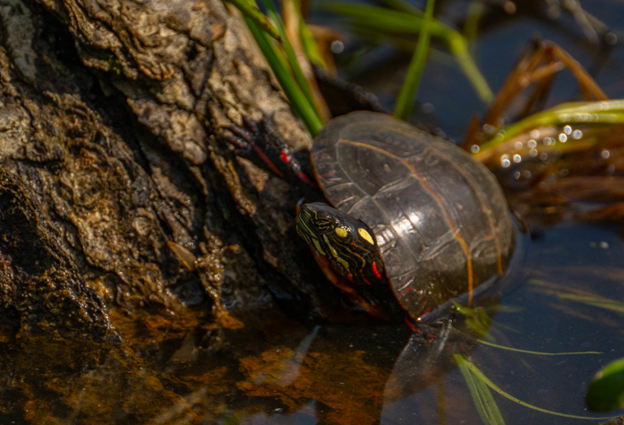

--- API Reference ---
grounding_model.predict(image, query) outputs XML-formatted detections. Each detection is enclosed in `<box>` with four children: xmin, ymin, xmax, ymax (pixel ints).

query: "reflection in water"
<box><xmin>251</xmin><ymin>325</ymin><xmax>320</xmax><ymax>386</ymax></box>
<box><xmin>1</xmin><ymin>221</ymin><xmax>624</xmax><ymax>425</ymax></box>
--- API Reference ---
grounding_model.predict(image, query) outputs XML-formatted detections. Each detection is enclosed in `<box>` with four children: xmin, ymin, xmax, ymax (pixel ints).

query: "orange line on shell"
<box><xmin>337</xmin><ymin>139</ymin><xmax>475</xmax><ymax>301</ymax></box>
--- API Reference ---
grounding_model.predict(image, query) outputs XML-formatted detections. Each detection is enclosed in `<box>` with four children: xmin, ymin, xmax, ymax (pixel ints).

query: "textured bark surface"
<box><xmin>0</xmin><ymin>0</ymin><xmax>346</xmax><ymax>340</ymax></box>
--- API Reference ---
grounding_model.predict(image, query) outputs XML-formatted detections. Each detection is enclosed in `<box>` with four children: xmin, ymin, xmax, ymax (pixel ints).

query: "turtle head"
<box><xmin>296</xmin><ymin>202</ymin><xmax>385</xmax><ymax>286</ymax></box>
<box><xmin>296</xmin><ymin>202</ymin><xmax>405</xmax><ymax>321</ymax></box>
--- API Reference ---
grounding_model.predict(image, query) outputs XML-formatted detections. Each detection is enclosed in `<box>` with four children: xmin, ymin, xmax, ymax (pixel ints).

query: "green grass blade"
<box><xmin>377</xmin><ymin>0</ymin><xmax>424</xmax><ymax>16</ymax></box>
<box><xmin>529</xmin><ymin>278</ymin><xmax>624</xmax><ymax>315</ymax></box>
<box><xmin>291</xmin><ymin>0</ymin><xmax>327</xmax><ymax>68</ymax></box>
<box><xmin>464</xmin><ymin>0</ymin><xmax>485</xmax><ymax>42</ymax></box>
<box><xmin>319</xmin><ymin>3</ymin><xmax>453</xmax><ymax>39</ymax></box>
<box><xmin>393</xmin><ymin>0</ymin><xmax>435</xmax><ymax>121</ymax></box>
<box><xmin>300</xmin><ymin>23</ymin><xmax>326</xmax><ymax>67</ymax></box>
<box><xmin>226</xmin><ymin>0</ymin><xmax>281</xmax><ymax>40</ymax></box>
<box><xmin>259</xmin><ymin>0</ymin><xmax>323</xmax><ymax>126</ymax></box>
<box><xmin>456</xmin><ymin>355</ymin><xmax>616</xmax><ymax>420</ymax></box>
<box><xmin>477</xmin><ymin>340</ymin><xmax>602</xmax><ymax>356</ymax></box>
<box><xmin>447</xmin><ymin>34</ymin><xmax>493</xmax><ymax>102</ymax></box>
<box><xmin>456</xmin><ymin>355</ymin><xmax>506</xmax><ymax>425</ymax></box>
<box><xmin>318</xmin><ymin>2</ymin><xmax>492</xmax><ymax>102</ymax></box>
<box><xmin>478</xmin><ymin>100</ymin><xmax>624</xmax><ymax>153</ymax></box>
<box><xmin>245</xmin><ymin>17</ymin><xmax>323</xmax><ymax>135</ymax></box>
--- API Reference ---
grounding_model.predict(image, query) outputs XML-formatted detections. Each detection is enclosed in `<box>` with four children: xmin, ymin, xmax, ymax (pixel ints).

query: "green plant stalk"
<box><xmin>319</xmin><ymin>2</ymin><xmax>493</xmax><ymax>102</ymax></box>
<box><xmin>477</xmin><ymin>340</ymin><xmax>602</xmax><ymax>355</ymax></box>
<box><xmin>245</xmin><ymin>16</ymin><xmax>323</xmax><ymax>135</ymax></box>
<box><xmin>530</xmin><ymin>279</ymin><xmax>624</xmax><ymax>314</ymax></box>
<box><xmin>260</xmin><ymin>0</ymin><xmax>322</xmax><ymax>126</ymax></box>
<box><xmin>393</xmin><ymin>0</ymin><xmax>435</xmax><ymax>120</ymax></box>
<box><xmin>377</xmin><ymin>0</ymin><xmax>424</xmax><ymax>16</ymax></box>
<box><xmin>226</xmin><ymin>0</ymin><xmax>282</xmax><ymax>40</ymax></box>
<box><xmin>464</xmin><ymin>0</ymin><xmax>485</xmax><ymax>42</ymax></box>
<box><xmin>290</xmin><ymin>0</ymin><xmax>327</xmax><ymax>68</ymax></box>
<box><xmin>457</xmin><ymin>355</ymin><xmax>506</xmax><ymax>425</ymax></box>
<box><xmin>447</xmin><ymin>34</ymin><xmax>493</xmax><ymax>102</ymax></box>
<box><xmin>479</xmin><ymin>100</ymin><xmax>624</xmax><ymax>153</ymax></box>
<box><xmin>477</xmin><ymin>376</ymin><xmax>506</xmax><ymax>425</ymax></box>
<box><xmin>320</xmin><ymin>3</ymin><xmax>454</xmax><ymax>41</ymax></box>
<box><xmin>456</xmin><ymin>355</ymin><xmax>615</xmax><ymax>420</ymax></box>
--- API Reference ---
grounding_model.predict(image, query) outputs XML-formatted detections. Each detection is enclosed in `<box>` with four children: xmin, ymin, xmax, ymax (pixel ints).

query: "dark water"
<box><xmin>5</xmin><ymin>221</ymin><xmax>623</xmax><ymax>423</ymax></box>
<box><xmin>4</xmin><ymin>1</ymin><xmax>624</xmax><ymax>424</ymax></box>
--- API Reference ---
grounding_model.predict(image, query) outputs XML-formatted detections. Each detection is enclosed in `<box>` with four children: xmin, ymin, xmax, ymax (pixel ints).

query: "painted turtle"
<box><xmin>228</xmin><ymin>111</ymin><xmax>516</xmax><ymax>324</ymax></box>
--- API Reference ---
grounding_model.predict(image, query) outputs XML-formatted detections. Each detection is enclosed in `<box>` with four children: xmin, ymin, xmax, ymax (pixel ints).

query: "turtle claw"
<box><xmin>224</xmin><ymin>115</ymin><xmax>316</xmax><ymax>188</ymax></box>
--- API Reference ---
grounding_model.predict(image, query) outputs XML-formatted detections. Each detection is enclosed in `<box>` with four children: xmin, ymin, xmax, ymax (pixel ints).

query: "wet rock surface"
<box><xmin>0</xmin><ymin>0</ymin><xmax>352</xmax><ymax>339</ymax></box>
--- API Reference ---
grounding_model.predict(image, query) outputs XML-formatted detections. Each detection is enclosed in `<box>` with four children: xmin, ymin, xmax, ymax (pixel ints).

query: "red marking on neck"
<box><xmin>280</xmin><ymin>150</ymin><xmax>290</xmax><ymax>163</ymax></box>
<box><xmin>371</xmin><ymin>262</ymin><xmax>382</xmax><ymax>279</ymax></box>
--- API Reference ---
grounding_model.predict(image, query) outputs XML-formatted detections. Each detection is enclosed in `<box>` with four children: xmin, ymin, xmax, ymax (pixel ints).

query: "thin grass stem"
<box><xmin>394</xmin><ymin>0</ymin><xmax>436</xmax><ymax>120</ymax></box>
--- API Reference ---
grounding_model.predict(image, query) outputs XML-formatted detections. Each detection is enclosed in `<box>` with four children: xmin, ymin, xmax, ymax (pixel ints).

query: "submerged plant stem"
<box><xmin>477</xmin><ymin>340</ymin><xmax>602</xmax><ymax>355</ymax></box>
<box><xmin>457</xmin><ymin>355</ymin><xmax>506</xmax><ymax>425</ymax></box>
<box><xmin>455</xmin><ymin>355</ymin><xmax>615</xmax><ymax>421</ymax></box>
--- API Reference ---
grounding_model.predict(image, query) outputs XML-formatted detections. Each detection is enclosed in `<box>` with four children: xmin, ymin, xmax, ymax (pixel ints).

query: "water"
<box><xmin>1</xmin><ymin>222</ymin><xmax>623</xmax><ymax>423</ymax></box>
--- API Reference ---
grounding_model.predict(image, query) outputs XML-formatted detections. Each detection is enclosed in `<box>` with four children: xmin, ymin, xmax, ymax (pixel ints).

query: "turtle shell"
<box><xmin>312</xmin><ymin>111</ymin><xmax>515</xmax><ymax>321</ymax></box>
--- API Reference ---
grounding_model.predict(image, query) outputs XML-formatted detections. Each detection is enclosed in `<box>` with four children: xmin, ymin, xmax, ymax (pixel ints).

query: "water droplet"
<box><xmin>501</xmin><ymin>155</ymin><xmax>511</xmax><ymax>168</ymax></box>
<box><xmin>421</xmin><ymin>103</ymin><xmax>435</xmax><ymax>114</ymax></box>
<box><xmin>539</xmin><ymin>153</ymin><xmax>548</xmax><ymax>161</ymax></box>
<box><xmin>514</xmin><ymin>171</ymin><xmax>521</xmax><ymax>180</ymax></box>
<box><xmin>528</xmin><ymin>139</ymin><xmax>537</xmax><ymax>148</ymax></box>
<box><xmin>559</xmin><ymin>133</ymin><xmax>567</xmax><ymax>143</ymax></box>
<box><xmin>470</xmin><ymin>144</ymin><xmax>480</xmax><ymax>153</ymax></box>
<box><xmin>514</xmin><ymin>141</ymin><xmax>523</xmax><ymax>150</ymax></box>
<box><xmin>530</xmin><ymin>129</ymin><xmax>540</xmax><ymax>139</ymax></box>
<box><xmin>513</xmin><ymin>154</ymin><xmax>521</xmax><ymax>163</ymax></box>
<box><xmin>572</xmin><ymin>129</ymin><xmax>583</xmax><ymax>139</ymax></box>
<box><xmin>483</xmin><ymin>124</ymin><xmax>496</xmax><ymax>134</ymax></box>
<box><xmin>600</xmin><ymin>241</ymin><xmax>609</xmax><ymax>249</ymax></box>
<box><xmin>530</xmin><ymin>149</ymin><xmax>538</xmax><ymax>157</ymax></box>
<box><xmin>563</xmin><ymin>125</ymin><xmax>572</xmax><ymax>135</ymax></box>
<box><xmin>601</xmin><ymin>150</ymin><xmax>610</xmax><ymax>159</ymax></box>
<box><xmin>560</xmin><ymin>169</ymin><xmax>569</xmax><ymax>177</ymax></box>
<box><xmin>546</xmin><ymin>3</ymin><xmax>561</xmax><ymax>19</ymax></box>
<box><xmin>605</xmin><ymin>31</ymin><xmax>618</xmax><ymax>46</ymax></box>
<box><xmin>331</xmin><ymin>40</ymin><xmax>344</xmax><ymax>54</ymax></box>
<box><xmin>503</xmin><ymin>1</ymin><xmax>517</xmax><ymax>14</ymax></box>
<box><xmin>523</xmin><ymin>170</ymin><xmax>532</xmax><ymax>179</ymax></box>
<box><xmin>543</xmin><ymin>137</ymin><xmax>555</xmax><ymax>146</ymax></box>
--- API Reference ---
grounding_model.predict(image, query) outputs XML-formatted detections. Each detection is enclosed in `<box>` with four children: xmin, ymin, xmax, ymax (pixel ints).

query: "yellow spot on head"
<box><xmin>358</xmin><ymin>228</ymin><xmax>375</xmax><ymax>245</ymax></box>
<box><xmin>334</xmin><ymin>227</ymin><xmax>348</xmax><ymax>238</ymax></box>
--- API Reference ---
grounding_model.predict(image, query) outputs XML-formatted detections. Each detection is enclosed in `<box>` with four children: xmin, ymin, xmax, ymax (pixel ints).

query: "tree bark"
<box><xmin>0</xmin><ymin>0</ymin><xmax>345</xmax><ymax>340</ymax></box>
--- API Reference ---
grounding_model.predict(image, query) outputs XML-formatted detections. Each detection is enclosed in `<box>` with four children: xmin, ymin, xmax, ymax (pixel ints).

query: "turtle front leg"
<box><xmin>226</xmin><ymin>116</ymin><xmax>317</xmax><ymax>188</ymax></box>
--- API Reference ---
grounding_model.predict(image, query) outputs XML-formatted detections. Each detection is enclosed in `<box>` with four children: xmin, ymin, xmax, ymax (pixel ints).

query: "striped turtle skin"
<box><xmin>311</xmin><ymin>111</ymin><xmax>515</xmax><ymax>322</ymax></box>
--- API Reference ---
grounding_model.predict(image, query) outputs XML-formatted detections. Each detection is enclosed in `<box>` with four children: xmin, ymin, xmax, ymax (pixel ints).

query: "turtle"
<box><xmin>227</xmin><ymin>111</ymin><xmax>516</xmax><ymax>325</ymax></box>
